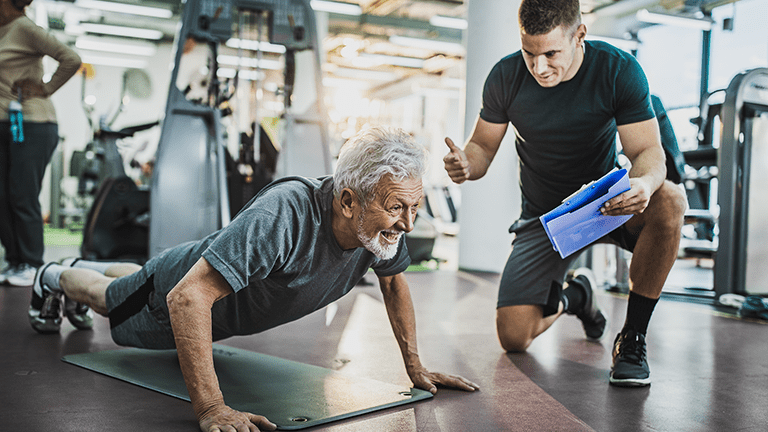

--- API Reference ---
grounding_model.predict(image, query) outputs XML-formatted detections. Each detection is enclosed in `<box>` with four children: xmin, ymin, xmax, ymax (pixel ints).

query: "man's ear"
<box><xmin>339</xmin><ymin>188</ymin><xmax>359</xmax><ymax>219</ymax></box>
<box><xmin>575</xmin><ymin>23</ymin><xmax>587</xmax><ymax>45</ymax></box>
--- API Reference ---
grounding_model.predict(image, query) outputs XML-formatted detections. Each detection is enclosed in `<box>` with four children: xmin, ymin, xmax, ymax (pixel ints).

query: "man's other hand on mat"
<box><xmin>408</xmin><ymin>365</ymin><xmax>480</xmax><ymax>394</ymax></box>
<box><xmin>199</xmin><ymin>404</ymin><xmax>277</xmax><ymax>432</ymax></box>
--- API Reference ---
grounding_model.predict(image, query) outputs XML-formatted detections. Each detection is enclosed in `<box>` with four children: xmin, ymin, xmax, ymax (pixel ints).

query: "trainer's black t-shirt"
<box><xmin>480</xmin><ymin>40</ymin><xmax>655</xmax><ymax>219</ymax></box>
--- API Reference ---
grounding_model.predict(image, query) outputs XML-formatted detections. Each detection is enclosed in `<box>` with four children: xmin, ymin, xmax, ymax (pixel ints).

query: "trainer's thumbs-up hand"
<box><xmin>443</xmin><ymin>137</ymin><xmax>470</xmax><ymax>184</ymax></box>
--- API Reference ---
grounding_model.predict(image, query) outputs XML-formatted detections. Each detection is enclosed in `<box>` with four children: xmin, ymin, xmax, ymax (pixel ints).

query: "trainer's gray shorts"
<box><xmin>105</xmin><ymin>265</ymin><xmax>176</xmax><ymax>350</ymax></box>
<box><xmin>497</xmin><ymin>217</ymin><xmax>638</xmax><ymax>316</ymax></box>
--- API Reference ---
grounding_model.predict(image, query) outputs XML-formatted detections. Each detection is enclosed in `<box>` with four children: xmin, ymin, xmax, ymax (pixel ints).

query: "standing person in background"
<box><xmin>0</xmin><ymin>0</ymin><xmax>81</xmax><ymax>286</ymax></box>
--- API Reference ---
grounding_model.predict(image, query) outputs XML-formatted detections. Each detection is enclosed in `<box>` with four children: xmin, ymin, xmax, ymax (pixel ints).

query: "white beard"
<box><xmin>357</xmin><ymin>211</ymin><xmax>401</xmax><ymax>260</ymax></box>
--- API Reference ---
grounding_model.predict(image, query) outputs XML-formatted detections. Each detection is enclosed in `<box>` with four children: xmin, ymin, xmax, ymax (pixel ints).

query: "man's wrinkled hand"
<box><xmin>408</xmin><ymin>365</ymin><xmax>480</xmax><ymax>394</ymax></box>
<box><xmin>199</xmin><ymin>404</ymin><xmax>277</xmax><ymax>432</ymax></box>
<box><xmin>443</xmin><ymin>137</ymin><xmax>470</xmax><ymax>184</ymax></box>
<box><xmin>600</xmin><ymin>177</ymin><xmax>652</xmax><ymax>216</ymax></box>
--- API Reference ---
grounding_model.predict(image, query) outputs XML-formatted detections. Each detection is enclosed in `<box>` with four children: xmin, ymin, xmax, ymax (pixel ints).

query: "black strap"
<box><xmin>109</xmin><ymin>275</ymin><xmax>155</xmax><ymax>329</ymax></box>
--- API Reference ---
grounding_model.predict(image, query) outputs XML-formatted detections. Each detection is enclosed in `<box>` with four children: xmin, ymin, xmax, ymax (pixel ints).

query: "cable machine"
<box><xmin>149</xmin><ymin>0</ymin><xmax>332</xmax><ymax>258</ymax></box>
<box><xmin>714</xmin><ymin>67</ymin><xmax>768</xmax><ymax>296</ymax></box>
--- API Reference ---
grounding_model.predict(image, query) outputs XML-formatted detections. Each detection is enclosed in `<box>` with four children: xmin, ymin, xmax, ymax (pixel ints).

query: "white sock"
<box><xmin>67</xmin><ymin>259</ymin><xmax>116</xmax><ymax>275</ymax></box>
<box><xmin>38</xmin><ymin>263</ymin><xmax>66</xmax><ymax>295</ymax></box>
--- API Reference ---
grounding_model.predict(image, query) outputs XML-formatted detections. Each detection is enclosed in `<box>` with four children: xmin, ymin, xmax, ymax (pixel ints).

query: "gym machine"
<box><xmin>76</xmin><ymin>69</ymin><xmax>158</xmax><ymax>262</ymax></box>
<box><xmin>78</xmin><ymin>0</ymin><xmax>331</xmax><ymax>262</ymax></box>
<box><xmin>148</xmin><ymin>0</ymin><xmax>331</xmax><ymax>259</ymax></box>
<box><xmin>714</xmin><ymin>68</ymin><xmax>768</xmax><ymax>296</ymax></box>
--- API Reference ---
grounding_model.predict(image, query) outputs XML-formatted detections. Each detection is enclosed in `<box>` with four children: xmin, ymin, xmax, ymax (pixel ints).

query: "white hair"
<box><xmin>333</xmin><ymin>126</ymin><xmax>427</xmax><ymax>206</ymax></box>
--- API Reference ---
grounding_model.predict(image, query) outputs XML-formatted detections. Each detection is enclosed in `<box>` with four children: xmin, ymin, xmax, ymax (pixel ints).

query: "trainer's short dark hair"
<box><xmin>519</xmin><ymin>0</ymin><xmax>582</xmax><ymax>36</ymax></box>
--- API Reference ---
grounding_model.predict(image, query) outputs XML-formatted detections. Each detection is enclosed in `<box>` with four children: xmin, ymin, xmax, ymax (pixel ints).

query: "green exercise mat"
<box><xmin>62</xmin><ymin>344</ymin><xmax>432</xmax><ymax>430</ymax></box>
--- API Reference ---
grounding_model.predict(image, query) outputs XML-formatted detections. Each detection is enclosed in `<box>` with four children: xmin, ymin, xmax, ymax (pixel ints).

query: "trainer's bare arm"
<box><xmin>602</xmin><ymin>118</ymin><xmax>666</xmax><ymax>216</ymax></box>
<box><xmin>378</xmin><ymin>273</ymin><xmax>479</xmax><ymax>393</ymax></box>
<box><xmin>443</xmin><ymin>116</ymin><xmax>508</xmax><ymax>183</ymax></box>
<box><xmin>167</xmin><ymin>257</ymin><xmax>277</xmax><ymax>432</ymax></box>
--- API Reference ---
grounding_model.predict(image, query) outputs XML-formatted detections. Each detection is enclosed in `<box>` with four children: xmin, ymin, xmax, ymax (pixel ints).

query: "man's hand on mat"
<box><xmin>199</xmin><ymin>404</ymin><xmax>277</xmax><ymax>432</ymax></box>
<box><xmin>408</xmin><ymin>366</ymin><xmax>480</xmax><ymax>394</ymax></box>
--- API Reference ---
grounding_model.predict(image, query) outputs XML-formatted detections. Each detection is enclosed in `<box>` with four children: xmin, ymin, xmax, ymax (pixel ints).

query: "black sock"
<box><xmin>623</xmin><ymin>291</ymin><xmax>659</xmax><ymax>335</ymax></box>
<box><xmin>562</xmin><ymin>280</ymin><xmax>586</xmax><ymax>314</ymax></box>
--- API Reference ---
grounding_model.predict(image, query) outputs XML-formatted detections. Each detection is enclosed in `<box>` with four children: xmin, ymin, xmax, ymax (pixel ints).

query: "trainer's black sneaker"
<box><xmin>610</xmin><ymin>327</ymin><xmax>651</xmax><ymax>387</ymax></box>
<box><xmin>28</xmin><ymin>263</ymin><xmax>62</xmax><ymax>334</ymax></box>
<box><xmin>568</xmin><ymin>268</ymin><xmax>607</xmax><ymax>341</ymax></box>
<box><xmin>60</xmin><ymin>258</ymin><xmax>94</xmax><ymax>330</ymax></box>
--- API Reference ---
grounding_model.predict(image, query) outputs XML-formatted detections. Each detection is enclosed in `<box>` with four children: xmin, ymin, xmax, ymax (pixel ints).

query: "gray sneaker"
<box><xmin>64</xmin><ymin>296</ymin><xmax>94</xmax><ymax>330</ymax></box>
<box><xmin>7</xmin><ymin>263</ymin><xmax>37</xmax><ymax>286</ymax></box>
<box><xmin>60</xmin><ymin>257</ymin><xmax>93</xmax><ymax>330</ymax></box>
<box><xmin>28</xmin><ymin>263</ymin><xmax>62</xmax><ymax>334</ymax></box>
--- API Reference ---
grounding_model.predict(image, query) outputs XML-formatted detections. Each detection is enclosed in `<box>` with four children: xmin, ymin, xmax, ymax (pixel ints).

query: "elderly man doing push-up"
<box><xmin>30</xmin><ymin>126</ymin><xmax>479</xmax><ymax>432</ymax></box>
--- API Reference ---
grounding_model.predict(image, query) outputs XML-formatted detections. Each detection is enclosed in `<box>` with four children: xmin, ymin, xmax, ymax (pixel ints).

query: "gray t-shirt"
<box><xmin>147</xmin><ymin>176</ymin><xmax>411</xmax><ymax>340</ymax></box>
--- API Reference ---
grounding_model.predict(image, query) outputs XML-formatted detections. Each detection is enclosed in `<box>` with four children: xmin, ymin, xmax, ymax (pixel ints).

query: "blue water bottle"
<box><xmin>9</xmin><ymin>89</ymin><xmax>24</xmax><ymax>144</ymax></box>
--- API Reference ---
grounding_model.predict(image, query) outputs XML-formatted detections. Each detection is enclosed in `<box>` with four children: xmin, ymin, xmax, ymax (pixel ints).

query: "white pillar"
<box><xmin>458</xmin><ymin>0</ymin><xmax>522</xmax><ymax>272</ymax></box>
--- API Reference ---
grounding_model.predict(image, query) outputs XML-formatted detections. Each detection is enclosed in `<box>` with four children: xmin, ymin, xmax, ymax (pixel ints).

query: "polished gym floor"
<box><xmin>1</xmin><ymin>243</ymin><xmax>767</xmax><ymax>432</ymax></box>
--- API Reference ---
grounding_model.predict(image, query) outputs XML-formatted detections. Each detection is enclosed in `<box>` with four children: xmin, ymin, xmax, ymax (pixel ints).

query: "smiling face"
<box><xmin>520</xmin><ymin>24</ymin><xmax>586</xmax><ymax>88</ymax></box>
<box><xmin>355</xmin><ymin>175</ymin><xmax>422</xmax><ymax>260</ymax></box>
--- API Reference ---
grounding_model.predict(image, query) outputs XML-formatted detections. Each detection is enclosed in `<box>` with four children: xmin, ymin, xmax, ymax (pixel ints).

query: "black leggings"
<box><xmin>0</xmin><ymin>121</ymin><xmax>59</xmax><ymax>267</ymax></box>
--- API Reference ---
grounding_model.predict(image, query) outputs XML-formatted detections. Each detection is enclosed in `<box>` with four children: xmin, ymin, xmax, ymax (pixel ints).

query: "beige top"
<box><xmin>0</xmin><ymin>15</ymin><xmax>81</xmax><ymax>123</ymax></box>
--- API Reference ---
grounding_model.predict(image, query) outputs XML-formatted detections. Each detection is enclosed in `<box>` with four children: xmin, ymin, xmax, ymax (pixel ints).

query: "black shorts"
<box><xmin>105</xmin><ymin>265</ymin><xmax>176</xmax><ymax>349</ymax></box>
<box><xmin>497</xmin><ymin>217</ymin><xmax>638</xmax><ymax>316</ymax></box>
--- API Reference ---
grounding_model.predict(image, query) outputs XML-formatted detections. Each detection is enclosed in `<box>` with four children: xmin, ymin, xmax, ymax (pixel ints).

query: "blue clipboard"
<box><xmin>539</xmin><ymin>169</ymin><xmax>633</xmax><ymax>258</ymax></box>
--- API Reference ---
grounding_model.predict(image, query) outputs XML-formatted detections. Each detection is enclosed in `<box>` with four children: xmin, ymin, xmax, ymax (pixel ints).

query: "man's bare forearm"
<box><xmin>628</xmin><ymin>146</ymin><xmax>666</xmax><ymax>193</ymax></box>
<box><xmin>167</xmin><ymin>289</ymin><xmax>224</xmax><ymax>420</ymax></box>
<box><xmin>377</xmin><ymin>274</ymin><xmax>480</xmax><ymax>395</ymax></box>
<box><xmin>379</xmin><ymin>274</ymin><xmax>422</xmax><ymax>370</ymax></box>
<box><xmin>463</xmin><ymin>141</ymin><xmax>495</xmax><ymax>181</ymax></box>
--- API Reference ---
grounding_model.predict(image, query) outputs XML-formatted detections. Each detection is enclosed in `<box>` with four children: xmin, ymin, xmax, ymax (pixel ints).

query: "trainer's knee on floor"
<box><xmin>496</xmin><ymin>318</ymin><xmax>535</xmax><ymax>352</ymax></box>
<box><xmin>498</xmin><ymin>331</ymin><xmax>533</xmax><ymax>353</ymax></box>
<box><xmin>496</xmin><ymin>305</ymin><xmax>544</xmax><ymax>352</ymax></box>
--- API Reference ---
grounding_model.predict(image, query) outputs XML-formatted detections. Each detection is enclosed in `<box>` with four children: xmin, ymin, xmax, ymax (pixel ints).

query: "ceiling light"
<box><xmin>429</xmin><ymin>15</ymin><xmax>468</xmax><ymax>30</ymax></box>
<box><xmin>636</xmin><ymin>9</ymin><xmax>714</xmax><ymax>31</ymax></box>
<box><xmin>310</xmin><ymin>0</ymin><xmax>362</xmax><ymax>16</ymax></box>
<box><xmin>322</xmin><ymin>77</ymin><xmax>371</xmax><ymax>89</ymax></box>
<box><xmin>331</xmin><ymin>67</ymin><xmax>398</xmax><ymax>81</ymax></box>
<box><xmin>76</xmin><ymin>36</ymin><xmax>157</xmax><ymax>56</ymax></box>
<box><xmin>389</xmin><ymin>35</ymin><xmax>465</xmax><ymax>55</ymax></box>
<box><xmin>340</xmin><ymin>45</ymin><xmax>359</xmax><ymax>59</ymax></box>
<box><xmin>217</xmin><ymin>55</ymin><xmax>282</xmax><ymax>70</ymax></box>
<box><xmin>74</xmin><ymin>0</ymin><xmax>173</xmax><ymax>18</ymax></box>
<box><xmin>75</xmin><ymin>23</ymin><xmax>164</xmax><ymax>40</ymax></box>
<box><xmin>358</xmin><ymin>53</ymin><xmax>424</xmax><ymax>68</ymax></box>
<box><xmin>423</xmin><ymin>55</ymin><xmax>457</xmax><ymax>73</ymax></box>
<box><xmin>414</xmin><ymin>87</ymin><xmax>461</xmax><ymax>99</ymax></box>
<box><xmin>225</xmin><ymin>38</ymin><xmax>286</xmax><ymax>54</ymax></box>
<box><xmin>79</xmin><ymin>53</ymin><xmax>148</xmax><ymax>69</ymax></box>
